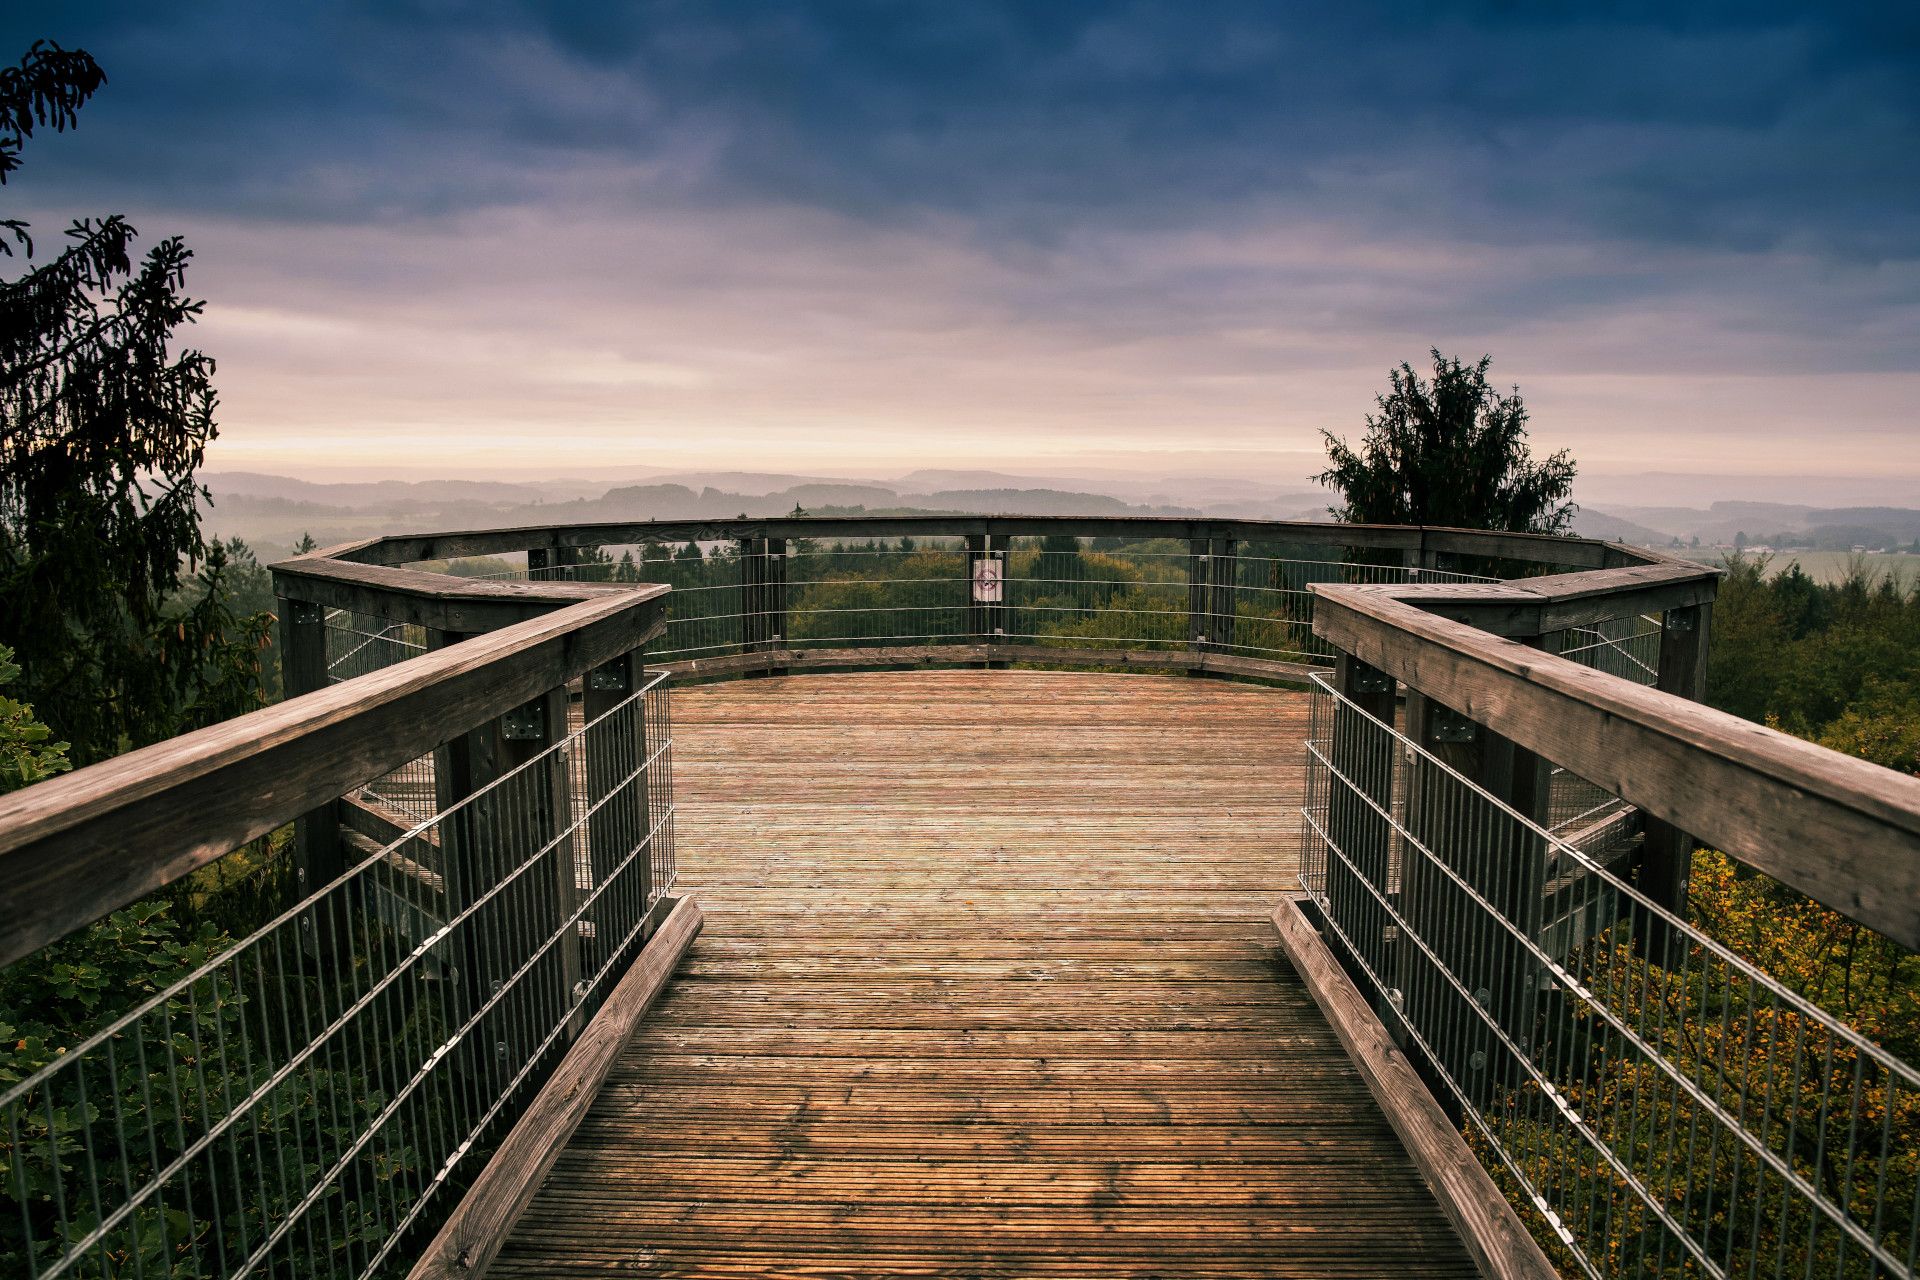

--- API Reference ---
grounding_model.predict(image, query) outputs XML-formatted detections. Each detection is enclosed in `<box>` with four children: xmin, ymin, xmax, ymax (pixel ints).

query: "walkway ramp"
<box><xmin>495</xmin><ymin>671</ymin><xmax>1477</xmax><ymax>1277</ymax></box>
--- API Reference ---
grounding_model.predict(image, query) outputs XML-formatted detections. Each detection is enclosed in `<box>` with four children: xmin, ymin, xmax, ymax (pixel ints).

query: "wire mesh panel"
<box><xmin>1299</xmin><ymin>674</ymin><xmax>1920</xmax><ymax>1279</ymax></box>
<box><xmin>1217</xmin><ymin>547</ymin><xmax>1497</xmax><ymax>665</ymax></box>
<box><xmin>323</xmin><ymin>613</ymin><xmax>427</xmax><ymax>685</ymax></box>
<box><xmin>438</xmin><ymin>545</ymin><xmax>746</xmax><ymax>663</ymax></box>
<box><xmin>323</xmin><ymin>611</ymin><xmax>435</xmax><ymax>822</ymax></box>
<box><xmin>782</xmin><ymin>539</ymin><xmax>971</xmax><ymax>648</ymax></box>
<box><xmin>1562</xmin><ymin>614</ymin><xmax>1663</xmax><ymax>686</ymax></box>
<box><xmin>398</xmin><ymin>533</ymin><xmax>1527</xmax><ymax>671</ymax></box>
<box><xmin>1001</xmin><ymin>537</ymin><xmax>1191</xmax><ymax>652</ymax></box>
<box><xmin>1</xmin><ymin>674</ymin><xmax>675</xmax><ymax>1280</ymax></box>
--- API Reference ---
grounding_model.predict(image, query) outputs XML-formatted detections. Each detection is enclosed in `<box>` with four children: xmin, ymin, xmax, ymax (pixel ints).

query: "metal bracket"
<box><xmin>1665</xmin><ymin>609</ymin><xmax>1697</xmax><ymax>633</ymax></box>
<box><xmin>288</xmin><ymin>600</ymin><xmax>325</xmax><ymax>626</ymax></box>
<box><xmin>500</xmin><ymin>701</ymin><xmax>546</xmax><ymax>741</ymax></box>
<box><xmin>1353</xmin><ymin>669</ymin><xmax>1393</xmax><ymax>694</ymax></box>
<box><xmin>1430</xmin><ymin>707</ymin><xmax>1478</xmax><ymax>743</ymax></box>
<box><xmin>586</xmin><ymin>665</ymin><xmax>630</xmax><ymax>693</ymax></box>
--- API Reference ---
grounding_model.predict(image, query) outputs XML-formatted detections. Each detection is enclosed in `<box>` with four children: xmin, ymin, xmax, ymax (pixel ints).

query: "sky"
<box><xmin>4</xmin><ymin>2</ymin><xmax>1918</xmax><ymax>498</ymax></box>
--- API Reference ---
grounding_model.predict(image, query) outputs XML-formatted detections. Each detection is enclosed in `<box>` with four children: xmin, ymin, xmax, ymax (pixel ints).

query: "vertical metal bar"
<box><xmin>765</xmin><ymin>536</ymin><xmax>789</xmax><ymax>675</ymax></box>
<box><xmin>1209</xmin><ymin>535</ymin><xmax>1238</xmax><ymax>657</ymax></box>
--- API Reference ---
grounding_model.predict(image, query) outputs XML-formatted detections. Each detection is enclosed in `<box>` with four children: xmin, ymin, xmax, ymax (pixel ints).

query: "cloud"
<box><xmin>2</xmin><ymin>3</ymin><xmax>1915</xmax><ymax>482</ymax></box>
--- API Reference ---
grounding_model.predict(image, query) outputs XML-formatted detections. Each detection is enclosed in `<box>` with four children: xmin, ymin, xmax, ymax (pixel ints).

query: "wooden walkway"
<box><xmin>494</xmin><ymin>670</ymin><xmax>1477</xmax><ymax>1277</ymax></box>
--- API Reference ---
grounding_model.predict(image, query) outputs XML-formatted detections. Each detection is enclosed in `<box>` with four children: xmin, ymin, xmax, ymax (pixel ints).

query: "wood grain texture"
<box><xmin>1312</xmin><ymin>586</ymin><xmax>1920</xmax><ymax>947</ymax></box>
<box><xmin>658</xmin><ymin>644</ymin><xmax>1319</xmax><ymax>684</ymax></box>
<box><xmin>337</xmin><ymin>516</ymin><xmax>1653</xmax><ymax>573</ymax></box>
<box><xmin>270</xmin><ymin>554</ymin><xmax>649</xmax><ymax>633</ymax></box>
<box><xmin>411</xmin><ymin>897</ymin><xmax>704</xmax><ymax>1280</ymax></box>
<box><xmin>493</xmin><ymin>671</ymin><xmax>1481</xmax><ymax>1277</ymax></box>
<box><xmin>0</xmin><ymin>586</ymin><xmax>665</xmax><ymax>969</ymax></box>
<box><xmin>1271</xmin><ymin>896</ymin><xmax>1561</xmax><ymax>1280</ymax></box>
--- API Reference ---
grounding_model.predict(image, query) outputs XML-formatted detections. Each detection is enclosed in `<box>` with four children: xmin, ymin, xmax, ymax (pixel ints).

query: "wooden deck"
<box><xmin>494</xmin><ymin>670</ymin><xmax>1478</xmax><ymax>1277</ymax></box>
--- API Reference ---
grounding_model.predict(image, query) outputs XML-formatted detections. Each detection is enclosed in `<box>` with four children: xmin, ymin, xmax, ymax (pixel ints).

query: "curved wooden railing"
<box><xmin>7</xmin><ymin>512</ymin><xmax>1920</xmax><ymax>1279</ymax></box>
<box><xmin>270</xmin><ymin>514</ymin><xmax>1920</xmax><ymax>1279</ymax></box>
<box><xmin>272</xmin><ymin>514</ymin><xmax>1683</xmax><ymax>684</ymax></box>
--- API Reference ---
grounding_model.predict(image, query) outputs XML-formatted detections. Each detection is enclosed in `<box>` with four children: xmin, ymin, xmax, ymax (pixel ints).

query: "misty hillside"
<box><xmin>203</xmin><ymin>469</ymin><xmax>1920</xmax><ymax>565</ymax></box>
<box><xmin>199</xmin><ymin>470</ymin><xmax>1325</xmax><ymax>560</ymax></box>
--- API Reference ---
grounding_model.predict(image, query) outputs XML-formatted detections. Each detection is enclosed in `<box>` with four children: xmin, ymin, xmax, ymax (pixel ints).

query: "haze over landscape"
<box><xmin>4</xmin><ymin>3</ymin><xmax>1916</xmax><ymax>500</ymax></box>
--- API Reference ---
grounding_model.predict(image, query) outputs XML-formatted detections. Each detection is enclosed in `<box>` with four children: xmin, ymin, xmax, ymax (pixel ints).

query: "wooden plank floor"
<box><xmin>495</xmin><ymin>670</ymin><xmax>1476</xmax><ymax>1277</ymax></box>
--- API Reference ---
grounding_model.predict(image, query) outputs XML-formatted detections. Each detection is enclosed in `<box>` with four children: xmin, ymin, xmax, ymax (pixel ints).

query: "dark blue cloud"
<box><xmin>4</xmin><ymin>1</ymin><xmax>1916</xmax><ymax>261</ymax></box>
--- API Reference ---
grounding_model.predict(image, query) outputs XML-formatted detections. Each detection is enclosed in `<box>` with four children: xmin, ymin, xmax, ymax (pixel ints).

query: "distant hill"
<box><xmin>199</xmin><ymin>468</ymin><xmax>1920</xmax><ymax>564</ymax></box>
<box><xmin>1572</xmin><ymin>509</ymin><xmax>1674</xmax><ymax>547</ymax></box>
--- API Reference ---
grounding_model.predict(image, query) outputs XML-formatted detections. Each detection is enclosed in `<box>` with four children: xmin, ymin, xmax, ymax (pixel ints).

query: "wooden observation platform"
<box><xmin>6</xmin><ymin>514</ymin><xmax>1915</xmax><ymax>1280</ymax></box>
<box><xmin>495</xmin><ymin>671</ymin><xmax>1477</xmax><ymax>1276</ymax></box>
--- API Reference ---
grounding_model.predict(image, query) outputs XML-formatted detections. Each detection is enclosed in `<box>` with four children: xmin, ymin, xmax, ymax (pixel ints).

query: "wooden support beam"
<box><xmin>1272</xmin><ymin>897</ymin><xmax>1561</xmax><ymax>1280</ymax></box>
<box><xmin>1312</xmin><ymin>586</ymin><xmax>1920</xmax><ymax>948</ymax></box>
<box><xmin>1209</xmin><ymin>535</ymin><xmax>1239</xmax><ymax>654</ymax></box>
<box><xmin>280</xmin><ymin>596</ymin><xmax>347</xmax><ymax>957</ymax></box>
<box><xmin>504</xmin><ymin>686</ymin><xmax>583</xmax><ymax>1043</ymax></box>
<box><xmin>408</xmin><ymin>896</ymin><xmax>703</xmax><ymax>1280</ymax></box>
<box><xmin>0</xmin><ymin>586</ymin><xmax>666</xmax><ymax>969</ymax></box>
<box><xmin>271</xmin><ymin>556</ymin><xmax>637</xmax><ymax>634</ymax></box>
<box><xmin>1639</xmin><ymin>600</ymin><xmax>1713</xmax><ymax>949</ymax></box>
<box><xmin>1324</xmin><ymin>655</ymin><xmax>1398</xmax><ymax>998</ymax></box>
<box><xmin>582</xmin><ymin>650</ymin><xmax>652</xmax><ymax>945</ymax></box>
<box><xmin>335</xmin><ymin>517</ymin><xmax>1653</xmax><ymax>576</ymax></box>
<box><xmin>765</xmin><ymin>536</ymin><xmax>789</xmax><ymax>674</ymax></box>
<box><xmin>1186</xmin><ymin>536</ymin><xmax>1210</xmax><ymax>656</ymax></box>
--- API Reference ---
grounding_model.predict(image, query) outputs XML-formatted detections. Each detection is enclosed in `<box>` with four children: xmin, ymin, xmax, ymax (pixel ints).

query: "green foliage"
<box><xmin>1317</xmin><ymin>349</ymin><xmax>1577</xmax><ymax>533</ymax></box>
<box><xmin>0</xmin><ymin>642</ymin><xmax>69</xmax><ymax>791</ymax></box>
<box><xmin>0</xmin><ymin>897</ymin><xmax>434</xmax><ymax>1277</ymax></box>
<box><xmin>0</xmin><ymin>40</ymin><xmax>104</xmax><ymax>254</ymax></box>
<box><xmin>789</xmin><ymin>547</ymin><xmax>969</xmax><ymax>644</ymax></box>
<box><xmin>1705</xmin><ymin>556</ymin><xmax>1920</xmax><ymax>771</ymax></box>
<box><xmin>1</xmin><ymin>38</ymin><xmax>271</xmax><ymax>765</ymax></box>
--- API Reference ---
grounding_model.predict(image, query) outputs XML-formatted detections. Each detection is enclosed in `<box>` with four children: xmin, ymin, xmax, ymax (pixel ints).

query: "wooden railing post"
<box><xmin>428</xmin><ymin>627</ymin><xmax>508</xmax><ymax>1086</ymax></box>
<box><xmin>425</xmin><ymin>624</ymin><xmax>583</xmax><ymax>1072</ymax></box>
<box><xmin>1209</xmin><ymin>536</ymin><xmax>1238</xmax><ymax>656</ymax></box>
<box><xmin>739</xmin><ymin>535</ymin><xmax>769</xmax><ymax>663</ymax></box>
<box><xmin>1398</xmin><ymin>638</ymin><xmax>1554</xmax><ymax>1108</ymax></box>
<box><xmin>966</xmin><ymin>533</ymin><xmax>1002</xmax><ymax>664</ymax></box>
<box><xmin>279</xmin><ymin>596</ymin><xmax>349</xmax><ymax>957</ymax></box>
<box><xmin>1187</xmin><ymin>534</ymin><xmax>1210</xmax><ymax>659</ymax></box>
<box><xmin>1639</xmin><ymin>601</ymin><xmax>1713</xmax><ymax>946</ymax></box>
<box><xmin>583</xmin><ymin>650</ymin><xmax>653</xmax><ymax>946</ymax></box>
<box><xmin>1326</xmin><ymin>654</ymin><xmax>1398</xmax><ymax>1025</ymax></box>
<box><xmin>501</xmin><ymin>686</ymin><xmax>584</xmax><ymax>1043</ymax></box>
<box><xmin>765</xmin><ymin>537</ymin><xmax>789</xmax><ymax>674</ymax></box>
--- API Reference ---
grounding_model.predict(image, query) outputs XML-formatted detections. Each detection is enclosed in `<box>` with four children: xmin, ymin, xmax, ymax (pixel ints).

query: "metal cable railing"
<box><xmin>1</xmin><ymin>674</ymin><xmax>675</xmax><ymax>1280</ymax></box>
<box><xmin>1562</xmin><ymin>615</ymin><xmax>1662</xmax><ymax>686</ymax></box>
<box><xmin>1298</xmin><ymin>673</ymin><xmax>1920</xmax><ymax>1278</ymax></box>
<box><xmin>439</xmin><ymin>538</ymin><xmax>1502</xmax><ymax>669</ymax></box>
<box><xmin>324</xmin><ymin>612</ymin><xmax>435</xmax><ymax>822</ymax></box>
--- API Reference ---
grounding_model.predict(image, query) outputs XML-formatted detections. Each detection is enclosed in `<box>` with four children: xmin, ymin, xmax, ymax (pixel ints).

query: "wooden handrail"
<box><xmin>0</xmin><ymin>584</ymin><xmax>667</xmax><ymax>968</ymax></box>
<box><xmin>323</xmin><ymin>515</ymin><xmax>1670</xmax><ymax>572</ymax></box>
<box><xmin>272</xmin><ymin>552</ymin><xmax>637</xmax><ymax>633</ymax></box>
<box><xmin>1311</xmin><ymin>582</ymin><xmax>1920</xmax><ymax>948</ymax></box>
<box><xmin>0</xmin><ymin>514</ymin><xmax>1708</xmax><ymax>967</ymax></box>
<box><xmin>1377</xmin><ymin>559</ymin><xmax>1721</xmax><ymax>635</ymax></box>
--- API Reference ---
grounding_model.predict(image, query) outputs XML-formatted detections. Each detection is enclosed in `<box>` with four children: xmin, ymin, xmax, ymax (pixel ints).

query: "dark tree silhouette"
<box><xmin>1317</xmin><ymin>349</ymin><xmax>1577</xmax><ymax>534</ymax></box>
<box><xmin>1</xmin><ymin>40</ymin><xmax>266</xmax><ymax>764</ymax></box>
